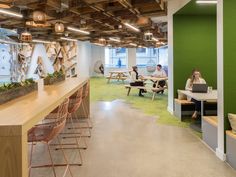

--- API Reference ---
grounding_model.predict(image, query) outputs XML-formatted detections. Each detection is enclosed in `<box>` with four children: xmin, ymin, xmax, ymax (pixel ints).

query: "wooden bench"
<box><xmin>226</xmin><ymin>130</ymin><xmax>236</xmax><ymax>170</ymax></box>
<box><xmin>151</xmin><ymin>86</ymin><xmax>168</xmax><ymax>101</ymax></box>
<box><xmin>125</xmin><ymin>85</ymin><xmax>146</xmax><ymax>96</ymax></box>
<box><xmin>174</xmin><ymin>99</ymin><xmax>195</xmax><ymax>121</ymax></box>
<box><xmin>106</xmin><ymin>76</ymin><xmax>127</xmax><ymax>83</ymax></box>
<box><xmin>204</xmin><ymin>101</ymin><xmax>217</xmax><ymax>116</ymax></box>
<box><xmin>202</xmin><ymin>116</ymin><xmax>218</xmax><ymax>151</ymax></box>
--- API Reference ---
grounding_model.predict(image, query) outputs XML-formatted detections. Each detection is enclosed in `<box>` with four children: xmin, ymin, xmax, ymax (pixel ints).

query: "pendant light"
<box><xmin>33</xmin><ymin>11</ymin><xmax>46</xmax><ymax>24</ymax></box>
<box><xmin>20</xmin><ymin>31</ymin><xmax>32</xmax><ymax>42</ymax></box>
<box><xmin>144</xmin><ymin>31</ymin><xmax>153</xmax><ymax>41</ymax></box>
<box><xmin>99</xmin><ymin>38</ymin><xmax>107</xmax><ymax>46</ymax></box>
<box><xmin>55</xmin><ymin>22</ymin><xmax>65</xmax><ymax>34</ymax></box>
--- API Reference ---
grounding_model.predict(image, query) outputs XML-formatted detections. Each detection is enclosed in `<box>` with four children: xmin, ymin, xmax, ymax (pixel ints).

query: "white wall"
<box><xmin>90</xmin><ymin>44</ymin><xmax>105</xmax><ymax>76</ymax></box>
<box><xmin>167</xmin><ymin>0</ymin><xmax>191</xmax><ymax>113</ymax></box>
<box><xmin>77</xmin><ymin>41</ymin><xmax>91</xmax><ymax>78</ymax></box>
<box><xmin>27</xmin><ymin>44</ymin><xmax>54</xmax><ymax>79</ymax></box>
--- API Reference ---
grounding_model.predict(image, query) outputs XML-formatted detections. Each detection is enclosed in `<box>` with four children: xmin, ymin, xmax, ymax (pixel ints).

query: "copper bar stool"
<box><xmin>55</xmin><ymin>87</ymin><xmax>87</xmax><ymax>164</ymax></box>
<box><xmin>69</xmin><ymin>82</ymin><xmax>92</xmax><ymax>137</ymax></box>
<box><xmin>28</xmin><ymin>98</ymin><xmax>77</xmax><ymax>177</ymax></box>
<box><xmin>72</xmin><ymin>82</ymin><xmax>92</xmax><ymax>137</ymax></box>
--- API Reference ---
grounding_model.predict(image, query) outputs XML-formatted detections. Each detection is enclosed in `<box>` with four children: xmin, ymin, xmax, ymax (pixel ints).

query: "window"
<box><xmin>105</xmin><ymin>47</ymin><xmax>127</xmax><ymax>68</ymax></box>
<box><xmin>136</xmin><ymin>47</ymin><xmax>168</xmax><ymax>67</ymax></box>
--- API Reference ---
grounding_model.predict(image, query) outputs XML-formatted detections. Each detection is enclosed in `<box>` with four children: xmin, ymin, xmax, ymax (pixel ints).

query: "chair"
<box><xmin>81</xmin><ymin>82</ymin><xmax>92</xmax><ymax>129</ymax></box>
<box><xmin>72</xmin><ymin>82</ymin><xmax>92</xmax><ymax>137</ymax></box>
<box><xmin>28</xmin><ymin>98</ymin><xmax>77</xmax><ymax>177</ymax></box>
<box><xmin>55</xmin><ymin>87</ymin><xmax>87</xmax><ymax>165</ymax></box>
<box><xmin>65</xmin><ymin>82</ymin><xmax>92</xmax><ymax>138</ymax></box>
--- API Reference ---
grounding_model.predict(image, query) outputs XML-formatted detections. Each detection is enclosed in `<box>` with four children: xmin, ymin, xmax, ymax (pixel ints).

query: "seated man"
<box><xmin>152</xmin><ymin>64</ymin><xmax>167</xmax><ymax>94</ymax></box>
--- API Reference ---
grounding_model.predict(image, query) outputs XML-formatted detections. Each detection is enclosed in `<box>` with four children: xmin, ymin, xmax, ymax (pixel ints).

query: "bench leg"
<box><xmin>127</xmin><ymin>88</ymin><xmax>131</xmax><ymax>96</ymax></box>
<box><xmin>152</xmin><ymin>92</ymin><xmax>156</xmax><ymax>101</ymax></box>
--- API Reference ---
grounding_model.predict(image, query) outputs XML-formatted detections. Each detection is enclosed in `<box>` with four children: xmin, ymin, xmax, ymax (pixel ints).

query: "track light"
<box><xmin>67</xmin><ymin>26</ymin><xmax>90</xmax><ymax>35</ymax></box>
<box><xmin>129</xmin><ymin>43</ymin><xmax>137</xmax><ymax>47</ymax></box>
<box><xmin>124</xmin><ymin>23</ymin><xmax>140</xmax><ymax>32</ymax></box>
<box><xmin>109</xmin><ymin>37</ymin><xmax>120</xmax><ymax>42</ymax></box>
<box><xmin>0</xmin><ymin>9</ymin><xmax>23</xmax><ymax>18</ymax></box>
<box><xmin>152</xmin><ymin>37</ymin><xmax>159</xmax><ymax>42</ymax></box>
<box><xmin>32</xmin><ymin>39</ymin><xmax>55</xmax><ymax>44</ymax></box>
<box><xmin>60</xmin><ymin>37</ymin><xmax>77</xmax><ymax>42</ymax></box>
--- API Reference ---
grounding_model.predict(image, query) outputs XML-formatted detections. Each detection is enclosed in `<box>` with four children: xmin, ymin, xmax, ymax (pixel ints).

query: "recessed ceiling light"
<box><xmin>0</xmin><ymin>9</ymin><xmax>23</xmax><ymax>18</ymax></box>
<box><xmin>124</xmin><ymin>23</ymin><xmax>140</xmax><ymax>32</ymax></box>
<box><xmin>67</xmin><ymin>26</ymin><xmax>90</xmax><ymax>35</ymax></box>
<box><xmin>196</xmin><ymin>0</ymin><xmax>217</xmax><ymax>4</ymax></box>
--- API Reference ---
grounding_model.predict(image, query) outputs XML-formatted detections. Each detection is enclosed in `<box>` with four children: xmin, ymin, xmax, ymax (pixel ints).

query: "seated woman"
<box><xmin>130</xmin><ymin>66</ymin><xmax>146</xmax><ymax>97</ymax></box>
<box><xmin>185</xmin><ymin>69</ymin><xmax>206</xmax><ymax>119</ymax></box>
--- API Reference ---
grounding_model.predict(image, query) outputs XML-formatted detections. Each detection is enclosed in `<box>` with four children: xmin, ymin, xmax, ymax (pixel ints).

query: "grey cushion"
<box><xmin>228</xmin><ymin>113</ymin><xmax>236</xmax><ymax>134</ymax></box>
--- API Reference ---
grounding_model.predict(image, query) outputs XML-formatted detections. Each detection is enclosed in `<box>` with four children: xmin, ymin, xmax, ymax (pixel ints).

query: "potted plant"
<box><xmin>44</xmin><ymin>71</ymin><xmax>65</xmax><ymax>85</ymax></box>
<box><xmin>0</xmin><ymin>78</ymin><xmax>38</xmax><ymax>104</ymax></box>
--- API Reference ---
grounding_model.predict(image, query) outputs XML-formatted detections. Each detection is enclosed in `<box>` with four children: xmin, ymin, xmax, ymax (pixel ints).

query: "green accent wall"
<box><xmin>173</xmin><ymin>15</ymin><xmax>217</xmax><ymax>98</ymax></box>
<box><xmin>223</xmin><ymin>1</ymin><xmax>236</xmax><ymax>130</ymax></box>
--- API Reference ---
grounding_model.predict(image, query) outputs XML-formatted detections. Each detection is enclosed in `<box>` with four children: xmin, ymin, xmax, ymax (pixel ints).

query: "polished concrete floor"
<box><xmin>30</xmin><ymin>100</ymin><xmax>236</xmax><ymax>177</ymax></box>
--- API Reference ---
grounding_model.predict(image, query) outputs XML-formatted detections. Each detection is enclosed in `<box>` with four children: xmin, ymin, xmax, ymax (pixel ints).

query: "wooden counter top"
<box><xmin>203</xmin><ymin>116</ymin><xmax>218</xmax><ymax>127</ymax></box>
<box><xmin>0</xmin><ymin>77</ymin><xmax>88</xmax><ymax>136</ymax></box>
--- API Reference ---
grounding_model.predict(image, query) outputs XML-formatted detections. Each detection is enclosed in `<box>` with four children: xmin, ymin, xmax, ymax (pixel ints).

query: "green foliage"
<box><xmin>45</xmin><ymin>70</ymin><xmax>64</xmax><ymax>79</ymax></box>
<box><xmin>0</xmin><ymin>78</ymin><xmax>36</xmax><ymax>93</ymax></box>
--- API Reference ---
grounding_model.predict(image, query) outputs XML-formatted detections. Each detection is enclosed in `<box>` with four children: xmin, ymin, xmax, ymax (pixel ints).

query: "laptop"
<box><xmin>192</xmin><ymin>84</ymin><xmax>208</xmax><ymax>93</ymax></box>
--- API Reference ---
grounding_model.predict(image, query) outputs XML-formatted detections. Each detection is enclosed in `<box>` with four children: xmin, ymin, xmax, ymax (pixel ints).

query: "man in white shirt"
<box><xmin>152</xmin><ymin>64</ymin><xmax>167</xmax><ymax>78</ymax></box>
<box><xmin>152</xmin><ymin>64</ymin><xmax>167</xmax><ymax>94</ymax></box>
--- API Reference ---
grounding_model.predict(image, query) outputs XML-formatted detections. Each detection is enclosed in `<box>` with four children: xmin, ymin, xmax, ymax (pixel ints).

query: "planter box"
<box><xmin>0</xmin><ymin>83</ymin><xmax>38</xmax><ymax>104</ymax></box>
<box><xmin>44</xmin><ymin>75</ymin><xmax>65</xmax><ymax>85</ymax></box>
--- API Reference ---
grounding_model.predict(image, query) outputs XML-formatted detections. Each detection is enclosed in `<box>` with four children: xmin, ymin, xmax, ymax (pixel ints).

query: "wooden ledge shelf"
<box><xmin>203</xmin><ymin>116</ymin><xmax>218</xmax><ymax>127</ymax></box>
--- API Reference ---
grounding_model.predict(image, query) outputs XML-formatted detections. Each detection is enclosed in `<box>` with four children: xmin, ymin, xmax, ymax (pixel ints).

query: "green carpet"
<box><xmin>90</xmin><ymin>77</ymin><xmax>191</xmax><ymax>128</ymax></box>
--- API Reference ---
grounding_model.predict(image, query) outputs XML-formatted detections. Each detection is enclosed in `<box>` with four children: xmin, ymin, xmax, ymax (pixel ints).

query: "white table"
<box><xmin>179</xmin><ymin>90</ymin><xmax>217</xmax><ymax>130</ymax></box>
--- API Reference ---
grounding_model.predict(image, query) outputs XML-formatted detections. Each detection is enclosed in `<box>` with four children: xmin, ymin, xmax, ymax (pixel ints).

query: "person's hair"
<box><xmin>132</xmin><ymin>66</ymin><xmax>138</xmax><ymax>71</ymax></box>
<box><xmin>157</xmin><ymin>64</ymin><xmax>162</xmax><ymax>68</ymax></box>
<box><xmin>189</xmin><ymin>68</ymin><xmax>202</xmax><ymax>86</ymax></box>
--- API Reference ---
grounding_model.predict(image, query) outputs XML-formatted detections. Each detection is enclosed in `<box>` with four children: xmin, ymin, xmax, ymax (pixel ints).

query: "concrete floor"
<box><xmin>30</xmin><ymin>100</ymin><xmax>236</xmax><ymax>177</ymax></box>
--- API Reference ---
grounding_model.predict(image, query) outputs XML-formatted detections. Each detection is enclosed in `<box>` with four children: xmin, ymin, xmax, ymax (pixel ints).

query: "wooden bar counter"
<box><xmin>0</xmin><ymin>77</ymin><xmax>89</xmax><ymax>177</ymax></box>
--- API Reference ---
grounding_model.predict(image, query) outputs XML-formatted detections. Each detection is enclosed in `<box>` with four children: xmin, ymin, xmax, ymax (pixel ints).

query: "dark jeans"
<box><xmin>153</xmin><ymin>80</ymin><xmax>166</xmax><ymax>93</ymax></box>
<box><xmin>130</xmin><ymin>81</ymin><xmax>144</xmax><ymax>95</ymax></box>
<box><xmin>191</xmin><ymin>98</ymin><xmax>201</xmax><ymax>112</ymax></box>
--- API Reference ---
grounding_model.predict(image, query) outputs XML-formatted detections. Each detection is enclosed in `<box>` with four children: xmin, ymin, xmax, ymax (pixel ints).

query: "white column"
<box><xmin>167</xmin><ymin>0</ymin><xmax>191</xmax><ymax>114</ymax></box>
<box><xmin>127</xmin><ymin>48</ymin><xmax>136</xmax><ymax>69</ymax></box>
<box><xmin>216</xmin><ymin>0</ymin><xmax>226</xmax><ymax>161</ymax></box>
<box><xmin>77</xmin><ymin>41</ymin><xmax>91</xmax><ymax>78</ymax></box>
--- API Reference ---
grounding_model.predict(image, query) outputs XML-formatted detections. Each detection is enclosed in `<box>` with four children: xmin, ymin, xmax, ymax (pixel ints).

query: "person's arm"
<box><xmin>185</xmin><ymin>79</ymin><xmax>192</xmax><ymax>91</ymax></box>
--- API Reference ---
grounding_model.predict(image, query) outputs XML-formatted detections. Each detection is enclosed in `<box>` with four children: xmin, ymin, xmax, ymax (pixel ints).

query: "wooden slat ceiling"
<box><xmin>0</xmin><ymin>0</ymin><xmax>167</xmax><ymax>47</ymax></box>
